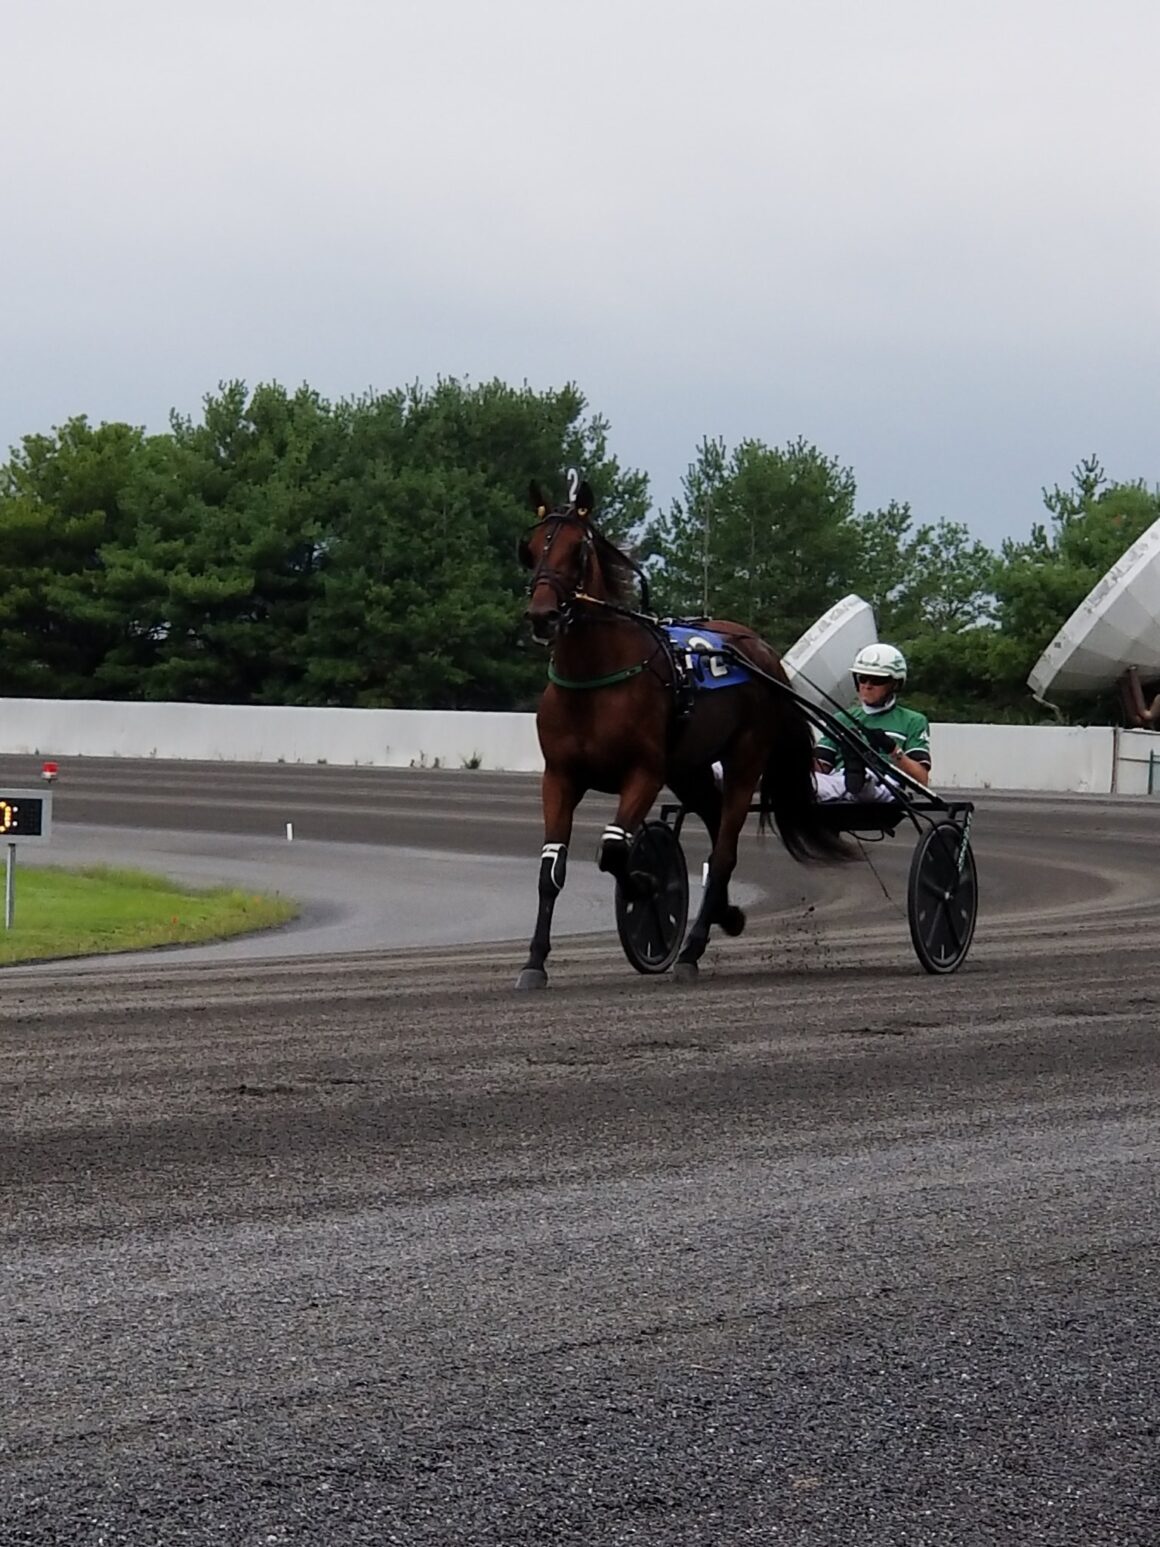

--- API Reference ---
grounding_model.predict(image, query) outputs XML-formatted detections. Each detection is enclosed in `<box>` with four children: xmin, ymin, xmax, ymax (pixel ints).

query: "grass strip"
<box><xmin>0</xmin><ymin>864</ymin><xmax>299</xmax><ymax>966</ymax></box>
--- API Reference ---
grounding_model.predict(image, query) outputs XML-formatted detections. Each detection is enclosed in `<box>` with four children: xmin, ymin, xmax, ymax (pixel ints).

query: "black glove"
<box><xmin>863</xmin><ymin>728</ymin><xmax>895</xmax><ymax>755</ymax></box>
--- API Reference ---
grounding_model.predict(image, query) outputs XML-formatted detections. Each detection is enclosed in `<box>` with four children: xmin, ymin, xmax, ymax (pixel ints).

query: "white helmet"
<box><xmin>851</xmin><ymin>642</ymin><xmax>907</xmax><ymax>686</ymax></box>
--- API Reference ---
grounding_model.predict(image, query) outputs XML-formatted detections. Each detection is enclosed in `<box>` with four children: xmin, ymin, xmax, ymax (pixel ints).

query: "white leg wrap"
<box><xmin>540</xmin><ymin>842</ymin><xmax>567</xmax><ymax>891</ymax></box>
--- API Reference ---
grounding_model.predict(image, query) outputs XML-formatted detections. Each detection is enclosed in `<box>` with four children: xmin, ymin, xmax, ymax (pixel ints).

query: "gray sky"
<box><xmin>3</xmin><ymin>0</ymin><xmax>1157</xmax><ymax>547</ymax></box>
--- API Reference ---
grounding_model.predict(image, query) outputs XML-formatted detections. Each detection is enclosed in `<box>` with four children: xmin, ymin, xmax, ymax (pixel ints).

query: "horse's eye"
<box><xmin>517</xmin><ymin>537</ymin><xmax>534</xmax><ymax>568</ymax></box>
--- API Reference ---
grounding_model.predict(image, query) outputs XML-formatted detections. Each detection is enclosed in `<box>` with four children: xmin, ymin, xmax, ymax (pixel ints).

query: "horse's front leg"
<box><xmin>596</xmin><ymin>766</ymin><xmax>665</xmax><ymax>892</ymax></box>
<box><xmin>516</xmin><ymin>768</ymin><xmax>580</xmax><ymax>991</ymax></box>
<box><xmin>676</xmin><ymin>774</ymin><xmax>753</xmax><ymax>982</ymax></box>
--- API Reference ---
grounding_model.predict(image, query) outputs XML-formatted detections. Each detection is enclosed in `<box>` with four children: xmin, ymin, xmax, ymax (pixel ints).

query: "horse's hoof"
<box><xmin>719</xmin><ymin>905</ymin><xmax>746</xmax><ymax>937</ymax></box>
<box><xmin>516</xmin><ymin>968</ymin><xmax>548</xmax><ymax>991</ymax></box>
<box><xmin>673</xmin><ymin>960</ymin><xmax>700</xmax><ymax>985</ymax></box>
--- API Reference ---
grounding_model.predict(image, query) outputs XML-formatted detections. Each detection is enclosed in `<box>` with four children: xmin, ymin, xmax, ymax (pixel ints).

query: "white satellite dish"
<box><xmin>782</xmin><ymin>593</ymin><xmax>877</xmax><ymax>708</ymax></box>
<box><xmin>1027</xmin><ymin>515</ymin><xmax>1160</xmax><ymax>698</ymax></box>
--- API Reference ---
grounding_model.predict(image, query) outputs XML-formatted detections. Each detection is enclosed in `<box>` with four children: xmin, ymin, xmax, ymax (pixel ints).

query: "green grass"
<box><xmin>0</xmin><ymin>864</ymin><xmax>300</xmax><ymax>966</ymax></box>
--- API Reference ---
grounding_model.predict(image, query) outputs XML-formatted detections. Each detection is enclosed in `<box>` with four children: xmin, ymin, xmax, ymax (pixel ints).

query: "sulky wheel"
<box><xmin>907</xmin><ymin>819</ymin><xmax>978</xmax><ymax>974</ymax></box>
<box><xmin>615</xmin><ymin>819</ymin><xmax>689</xmax><ymax>974</ymax></box>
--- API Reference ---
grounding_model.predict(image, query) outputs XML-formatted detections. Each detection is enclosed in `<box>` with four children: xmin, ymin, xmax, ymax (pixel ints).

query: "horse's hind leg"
<box><xmin>668</xmin><ymin>767</ymin><xmax>746</xmax><ymax>938</ymax></box>
<box><xmin>517</xmin><ymin>769</ymin><xmax>579</xmax><ymax>990</ymax></box>
<box><xmin>675</xmin><ymin>760</ymin><xmax>757</xmax><ymax>981</ymax></box>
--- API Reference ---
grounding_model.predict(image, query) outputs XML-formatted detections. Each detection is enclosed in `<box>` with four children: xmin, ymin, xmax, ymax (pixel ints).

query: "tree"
<box><xmin>302</xmin><ymin>378</ymin><xmax>650</xmax><ymax>708</ymax></box>
<box><xmin>0</xmin><ymin>376</ymin><xmax>649</xmax><ymax>708</ymax></box>
<box><xmin>884</xmin><ymin>520</ymin><xmax>995</xmax><ymax>638</ymax></box>
<box><xmin>94</xmin><ymin>382</ymin><xmax>335</xmax><ymax>702</ymax></box>
<box><xmin>301</xmin><ymin>460</ymin><xmax>521</xmax><ymax>708</ymax></box>
<box><xmin>0</xmin><ymin>417</ymin><xmax>145</xmax><ymax>695</ymax></box>
<box><xmin>848</xmin><ymin>500</ymin><xmax>914</xmax><ymax>627</ymax></box>
<box><xmin>991</xmin><ymin>456</ymin><xmax>1160</xmax><ymax>718</ymax></box>
<box><xmin>643</xmin><ymin>436</ymin><xmax>862</xmax><ymax>647</ymax></box>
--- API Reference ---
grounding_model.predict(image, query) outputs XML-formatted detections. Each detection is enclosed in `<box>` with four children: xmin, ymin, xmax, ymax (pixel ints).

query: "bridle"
<box><xmin>523</xmin><ymin>507</ymin><xmax>667</xmax><ymax>691</ymax></box>
<box><xmin>524</xmin><ymin>511</ymin><xmax>597</xmax><ymax>626</ymax></box>
<box><xmin>524</xmin><ymin>508</ymin><xmax>651</xmax><ymax>624</ymax></box>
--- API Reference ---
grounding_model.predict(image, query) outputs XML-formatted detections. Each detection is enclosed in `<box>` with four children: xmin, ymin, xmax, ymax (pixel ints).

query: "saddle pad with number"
<box><xmin>664</xmin><ymin>625</ymin><xmax>752</xmax><ymax>692</ymax></box>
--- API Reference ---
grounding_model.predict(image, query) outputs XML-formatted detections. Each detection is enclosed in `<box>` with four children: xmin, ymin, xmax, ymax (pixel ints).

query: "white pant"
<box><xmin>812</xmin><ymin>768</ymin><xmax>898</xmax><ymax>803</ymax></box>
<box><xmin>713</xmin><ymin>761</ymin><xmax>898</xmax><ymax>804</ymax></box>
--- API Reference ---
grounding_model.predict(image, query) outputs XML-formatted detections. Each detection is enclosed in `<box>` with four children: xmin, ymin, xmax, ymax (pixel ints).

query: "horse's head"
<box><xmin>518</xmin><ymin>480</ymin><xmax>597</xmax><ymax>645</ymax></box>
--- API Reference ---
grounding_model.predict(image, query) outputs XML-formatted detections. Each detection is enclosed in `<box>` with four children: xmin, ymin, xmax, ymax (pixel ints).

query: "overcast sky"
<box><xmin>3</xmin><ymin>0</ymin><xmax>1157</xmax><ymax>547</ymax></box>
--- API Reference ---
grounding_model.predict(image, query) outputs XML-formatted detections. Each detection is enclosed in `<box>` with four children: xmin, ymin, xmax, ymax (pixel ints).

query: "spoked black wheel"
<box><xmin>615</xmin><ymin>820</ymin><xmax>689</xmax><ymax>975</ymax></box>
<box><xmin>907</xmin><ymin>820</ymin><xmax>978</xmax><ymax>974</ymax></box>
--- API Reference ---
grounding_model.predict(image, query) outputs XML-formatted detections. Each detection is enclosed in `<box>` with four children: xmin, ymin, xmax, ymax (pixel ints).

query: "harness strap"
<box><xmin>543</xmin><ymin>595</ymin><xmax>672</xmax><ymax>695</ymax></box>
<box><xmin>548</xmin><ymin>660</ymin><xmax>647</xmax><ymax>690</ymax></box>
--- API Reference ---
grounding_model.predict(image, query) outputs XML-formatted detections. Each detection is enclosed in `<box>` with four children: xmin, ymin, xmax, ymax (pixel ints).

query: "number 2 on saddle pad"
<box><xmin>664</xmin><ymin>625</ymin><xmax>751</xmax><ymax>691</ymax></box>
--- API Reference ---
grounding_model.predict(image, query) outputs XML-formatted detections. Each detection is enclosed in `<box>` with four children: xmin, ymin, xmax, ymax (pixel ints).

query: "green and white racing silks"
<box><xmin>816</xmin><ymin>702</ymin><xmax>931</xmax><ymax>768</ymax></box>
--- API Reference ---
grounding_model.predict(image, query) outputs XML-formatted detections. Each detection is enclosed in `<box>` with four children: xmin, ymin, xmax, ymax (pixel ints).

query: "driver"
<box><xmin>813</xmin><ymin>643</ymin><xmax>932</xmax><ymax>802</ymax></box>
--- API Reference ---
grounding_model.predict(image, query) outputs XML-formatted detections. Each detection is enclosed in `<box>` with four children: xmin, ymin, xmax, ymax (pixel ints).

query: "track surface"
<box><xmin>2</xmin><ymin>758</ymin><xmax>1158</xmax><ymax>1544</ymax></box>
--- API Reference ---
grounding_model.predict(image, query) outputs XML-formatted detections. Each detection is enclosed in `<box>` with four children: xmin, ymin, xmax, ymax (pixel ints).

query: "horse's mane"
<box><xmin>590</xmin><ymin>524</ymin><xmax>645</xmax><ymax>611</ymax></box>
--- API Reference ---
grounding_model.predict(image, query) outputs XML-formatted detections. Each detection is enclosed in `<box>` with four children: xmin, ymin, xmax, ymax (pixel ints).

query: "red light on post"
<box><xmin>41</xmin><ymin>762</ymin><xmax>58</xmax><ymax>783</ymax></box>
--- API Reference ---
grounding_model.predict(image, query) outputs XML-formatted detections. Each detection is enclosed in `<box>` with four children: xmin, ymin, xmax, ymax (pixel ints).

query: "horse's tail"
<box><xmin>758</xmin><ymin>688</ymin><xmax>853</xmax><ymax>863</ymax></box>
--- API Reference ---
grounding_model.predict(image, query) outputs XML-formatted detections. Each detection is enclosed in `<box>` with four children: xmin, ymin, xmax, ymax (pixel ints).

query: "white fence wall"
<box><xmin>929</xmin><ymin>724</ymin><xmax>1116</xmax><ymax>793</ymax></box>
<box><xmin>0</xmin><ymin>698</ymin><xmax>544</xmax><ymax>772</ymax></box>
<box><xmin>0</xmin><ymin>697</ymin><xmax>1156</xmax><ymax>794</ymax></box>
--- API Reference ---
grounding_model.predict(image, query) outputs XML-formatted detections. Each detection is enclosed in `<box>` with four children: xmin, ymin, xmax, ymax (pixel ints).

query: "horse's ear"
<box><xmin>528</xmin><ymin>480</ymin><xmax>549</xmax><ymax>519</ymax></box>
<box><xmin>575</xmin><ymin>479</ymin><xmax>594</xmax><ymax>518</ymax></box>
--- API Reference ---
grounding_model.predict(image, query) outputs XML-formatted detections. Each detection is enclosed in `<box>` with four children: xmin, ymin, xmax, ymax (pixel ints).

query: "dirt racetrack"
<box><xmin>2</xmin><ymin>760</ymin><xmax>1158</xmax><ymax>1545</ymax></box>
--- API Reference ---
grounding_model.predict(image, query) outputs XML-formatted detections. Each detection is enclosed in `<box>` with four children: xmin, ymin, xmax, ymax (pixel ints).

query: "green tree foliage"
<box><xmin>2</xmin><ymin>386</ymin><xmax>1154</xmax><ymax>724</ymax></box>
<box><xmin>865</xmin><ymin>512</ymin><xmax>999</xmax><ymax>722</ymax></box>
<box><xmin>880</xmin><ymin>459</ymin><xmax>1160</xmax><ymax>723</ymax></box>
<box><xmin>302</xmin><ymin>457</ymin><xmax>522</xmax><ymax>708</ymax></box>
<box><xmin>643</xmin><ymin>436</ymin><xmax>862</xmax><ymax>647</ymax></box>
<box><xmin>994</xmin><ymin>457</ymin><xmax>1158</xmax><ymax>653</ymax></box>
<box><xmin>0</xmin><ymin>377</ymin><xmax>648</xmax><ymax>708</ymax></box>
<box><xmin>643</xmin><ymin>440</ymin><xmax>997</xmax><ymax>683</ymax></box>
<box><xmin>885</xmin><ymin>519</ymin><xmax>996</xmax><ymax>638</ymax></box>
<box><xmin>94</xmin><ymin>382</ymin><xmax>333</xmax><ymax>701</ymax></box>
<box><xmin>302</xmin><ymin>379</ymin><xmax>648</xmax><ymax>708</ymax></box>
<box><xmin>0</xmin><ymin>417</ymin><xmax>146</xmax><ymax>695</ymax></box>
<box><xmin>988</xmin><ymin>457</ymin><xmax>1160</xmax><ymax>719</ymax></box>
<box><xmin>641</xmin><ymin>439</ymin><xmax>1160</xmax><ymax>723</ymax></box>
<box><xmin>847</xmin><ymin>500</ymin><xmax>914</xmax><ymax>627</ymax></box>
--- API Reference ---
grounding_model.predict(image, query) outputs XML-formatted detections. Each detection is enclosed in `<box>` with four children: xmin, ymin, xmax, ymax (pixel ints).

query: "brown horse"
<box><xmin>515</xmin><ymin>480</ymin><xmax>849</xmax><ymax>989</ymax></box>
